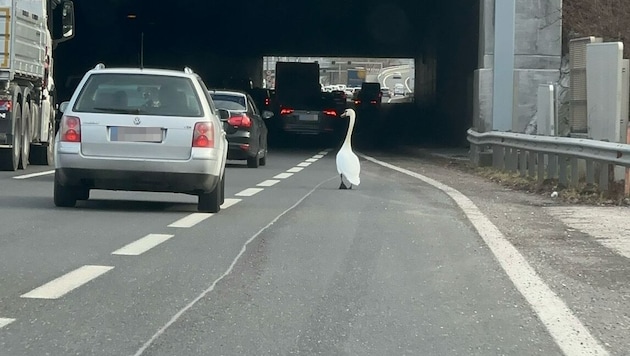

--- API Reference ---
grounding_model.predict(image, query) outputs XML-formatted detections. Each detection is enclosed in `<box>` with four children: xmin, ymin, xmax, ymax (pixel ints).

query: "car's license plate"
<box><xmin>111</xmin><ymin>126</ymin><xmax>163</xmax><ymax>142</ymax></box>
<box><xmin>298</xmin><ymin>114</ymin><xmax>318</xmax><ymax>121</ymax></box>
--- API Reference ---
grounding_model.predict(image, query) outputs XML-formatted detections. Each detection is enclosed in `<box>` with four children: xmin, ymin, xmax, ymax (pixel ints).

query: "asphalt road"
<box><xmin>0</xmin><ymin>144</ymin><xmax>620</xmax><ymax>355</ymax></box>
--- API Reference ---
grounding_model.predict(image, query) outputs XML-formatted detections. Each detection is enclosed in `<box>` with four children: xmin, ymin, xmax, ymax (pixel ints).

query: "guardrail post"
<box><xmin>585</xmin><ymin>160</ymin><xmax>595</xmax><ymax>187</ymax></box>
<box><xmin>537</xmin><ymin>152</ymin><xmax>545</xmax><ymax>184</ymax></box>
<box><xmin>558</xmin><ymin>155</ymin><xmax>568</xmax><ymax>188</ymax></box>
<box><xmin>527</xmin><ymin>150</ymin><xmax>536</xmax><ymax>178</ymax></box>
<box><xmin>492</xmin><ymin>145</ymin><xmax>505</xmax><ymax>170</ymax></box>
<box><xmin>547</xmin><ymin>154</ymin><xmax>558</xmax><ymax>180</ymax></box>
<box><xmin>570</xmin><ymin>157</ymin><xmax>579</xmax><ymax>187</ymax></box>
<box><xmin>519</xmin><ymin>150</ymin><xmax>527</xmax><ymax>177</ymax></box>
<box><xmin>506</xmin><ymin>148</ymin><xmax>518</xmax><ymax>172</ymax></box>
<box><xmin>598</xmin><ymin>162</ymin><xmax>609</xmax><ymax>191</ymax></box>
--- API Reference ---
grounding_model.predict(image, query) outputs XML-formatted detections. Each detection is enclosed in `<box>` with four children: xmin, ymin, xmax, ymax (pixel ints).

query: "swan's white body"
<box><xmin>336</xmin><ymin>109</ymin><xmax>361</xmax><ymax>187</ymax></box>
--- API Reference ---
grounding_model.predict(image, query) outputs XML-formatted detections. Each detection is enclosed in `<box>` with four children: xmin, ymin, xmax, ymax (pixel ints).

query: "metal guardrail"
<box><xmin>467</xmin><ymin>129</ymin><xmax>630</xmax><ymax>192</ymax></box>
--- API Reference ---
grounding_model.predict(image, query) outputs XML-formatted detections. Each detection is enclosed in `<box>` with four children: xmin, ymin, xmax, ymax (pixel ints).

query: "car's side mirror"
<box><xmin>217</xmin><ymin>108</ymin><xmax>230</xmax><ymax>121</ymax></box>
<box><xmin>262</xmin><ymin>110</ymin><xmax>274</xmax><ymax>119</ymax></box>
<box><xmin>59</xmin><ymin>101</ymin><xmax>69</xmax><ymax>113</ymax></box>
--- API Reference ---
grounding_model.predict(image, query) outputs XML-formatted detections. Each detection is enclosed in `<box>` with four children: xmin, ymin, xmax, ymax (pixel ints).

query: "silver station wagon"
<box><xmin>54</xmin><ymin>64</ymin><xmax>228</xmax><ymax>213</ymax></box>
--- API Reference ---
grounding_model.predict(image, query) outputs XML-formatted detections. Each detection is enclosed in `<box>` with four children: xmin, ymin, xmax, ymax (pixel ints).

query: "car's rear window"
<box><xmin>73</xmin><ymin>73</ymin><xmax>204</xmax><ymax>117</ymax></box>
<box><xmin>211</xmin><ymin>94</ymin><xmax>247</xmax><ymax>111</ymax></box>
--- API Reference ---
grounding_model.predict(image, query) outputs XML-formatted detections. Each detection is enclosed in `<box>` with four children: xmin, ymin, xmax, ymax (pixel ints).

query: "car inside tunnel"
<box><xmin>54</xmin><ymin>0</ymin><xmax>480</xmax><ymax>149</ymax></box>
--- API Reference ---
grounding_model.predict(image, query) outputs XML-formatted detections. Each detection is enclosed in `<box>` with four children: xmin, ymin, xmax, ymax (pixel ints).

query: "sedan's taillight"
<box><xmin>280</xmin><ymin>108</ymin><xmax>294</xmax><ymax>115</ymax></box>
<box><xmin>322</xmin><ymin>109</ymin><xmax>337</xmax><ymax>116</ymax></box>
<box><xmin>60</xmin><ymin>116</ymin><xmax>81</xmax><ymax>142</ymax></box>
<box><xmin>192</xmin><ymin>122</ymin><xmax>214</xmax><ymax>148</ymax></box>
<box><xmin>227</xmin><ymin>114</ymin><xmax>252</xmax><ymax>128</ymax></box>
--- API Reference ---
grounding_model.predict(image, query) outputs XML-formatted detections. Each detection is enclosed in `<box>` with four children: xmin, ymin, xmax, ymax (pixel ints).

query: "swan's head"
<box><xmin>340</xmin><ymin>108</ymin><xmax>355</xmax><ymax>118</ymax></box>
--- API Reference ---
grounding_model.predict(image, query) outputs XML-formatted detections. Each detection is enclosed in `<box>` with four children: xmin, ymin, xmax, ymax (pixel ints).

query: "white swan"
<box><xmin>336</xmin><ymin>108</ymin><xmax>361</xmax><ymax>189</ymax></box>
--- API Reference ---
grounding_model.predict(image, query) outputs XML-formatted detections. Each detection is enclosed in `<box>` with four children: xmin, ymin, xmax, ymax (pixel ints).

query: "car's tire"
<box><xmin>247</xmin><ymin>153</ymin><xmax>259</xmax><ymax>168</ymax></box>
<box><xmin>198</xmin><ymin>178</ymin><xmax>221</xmax><ymax>213</ymax></box>
<box><xmin>220</xmin><ymin>171</ymin><xmax>225</xmax><ymax>205</ymax></box>
<box><xmin>54</xmin><ymin>175</ymin><xmax>77</xmax><ymax>208</ymax></box>
<box><xmin>259</xmin><ymin>153</ymin><xmax>266</xmax><ymax>166</ymax></box>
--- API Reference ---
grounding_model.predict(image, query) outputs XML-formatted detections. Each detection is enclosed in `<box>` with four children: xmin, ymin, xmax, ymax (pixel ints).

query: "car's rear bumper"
<box><xmin>56</xmin><ymin>168</ymin><xmax>220</xmax><ymax>194</ymax></box>
<box><xmin>281</xmin><ymin>113</ymin><xmax>342</xmax><ymax>134</ymax></box>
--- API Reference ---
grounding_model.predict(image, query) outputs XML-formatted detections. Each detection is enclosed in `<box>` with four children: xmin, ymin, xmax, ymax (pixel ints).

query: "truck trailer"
<box><xmin>0</xmin><ymin>0</ymin><xmax>75</xmax><ymax>171</ymax></box>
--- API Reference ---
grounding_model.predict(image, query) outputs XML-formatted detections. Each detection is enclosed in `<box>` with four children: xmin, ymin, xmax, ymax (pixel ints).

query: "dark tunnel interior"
<box><xmin>54</xmin><ymin>0</ymin><xmax>480</xmax><ymax>148</ymax></box>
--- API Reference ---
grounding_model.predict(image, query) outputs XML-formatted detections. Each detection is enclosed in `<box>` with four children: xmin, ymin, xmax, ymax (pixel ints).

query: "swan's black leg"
<box><xmin>349</xmin><ymin>184</ymin><xmax>352</xmax><ymax>190</ymax></box>
<box><xmin>339</xmin><ymin>174</ymin><xmax>348</xmax><ymax>190</ymax></box>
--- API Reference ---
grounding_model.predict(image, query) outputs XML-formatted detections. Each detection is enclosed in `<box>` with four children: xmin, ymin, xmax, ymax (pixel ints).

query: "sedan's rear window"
<box><xmin>210</xmin><ymin>94</ymin><xmax>247</xmax><ymax>111</ymax></box>
<box><xmin>73</xmin><ymin>73</ymin><xmax>204</xmax><ymax>117</ymax></box>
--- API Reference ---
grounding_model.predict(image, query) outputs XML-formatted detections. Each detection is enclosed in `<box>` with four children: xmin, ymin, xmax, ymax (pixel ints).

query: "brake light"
<box><xmin>265</xmin><ymin>98</ymin><xmax>270</xmax><ymax>106</ymax></box>
<box><xmin>370</xmin><ymin>100</ymin><xmax>378</xmax><ymax>104</ymax></box>
<box><xmin>192</xmin><ymin>122</ymin><xmax>214</xmax><ymax>148</ymax></box>
<box><xmin>227</xmin><ymin>114</ymin><xmax>252</xmax><ymax>128</ymax></box>
<box><xmin>354</xmin><ymin>100</ymin><xmax>361</xmax><ymax>105</ymax></box>
<box><xmin>280</xmin><ymin>108</ymin><xmax>294</xmax><ymax>115</ymax></box>
<box><xmin>61</xmin><ymin>116</ymin><xmax>81</xmax><ymax>142</ymax></box>
<box><xmin>323</xmin><ymin>109</ymin><xmax>337</xmax><ymax>116</ymax></box>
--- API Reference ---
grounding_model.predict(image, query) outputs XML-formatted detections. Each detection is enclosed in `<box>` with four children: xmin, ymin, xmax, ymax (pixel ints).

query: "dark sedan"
<box><xmin>209</xmin><ymin>89</ymin><xmax>272</xmax><ymax>168</ymax></box>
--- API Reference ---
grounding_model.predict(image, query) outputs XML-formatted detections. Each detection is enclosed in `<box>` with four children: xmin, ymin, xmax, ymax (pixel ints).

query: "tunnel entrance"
<box><xmin>54</xmin><ymin>0</ymin><xmax>480</xmax><ymax>148</ymax></box>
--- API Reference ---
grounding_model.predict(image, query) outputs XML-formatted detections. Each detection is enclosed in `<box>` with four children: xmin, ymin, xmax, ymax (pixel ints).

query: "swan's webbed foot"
<box><xmin>339</xmin><ymin>174</ymin><xmax>348</xmax><ymax>189</ymax></box>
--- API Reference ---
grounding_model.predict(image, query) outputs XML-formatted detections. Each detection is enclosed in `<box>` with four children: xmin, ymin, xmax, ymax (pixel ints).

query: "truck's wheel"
<box><xmin>19</xmin><ymin>103</ymin><xmax>30</xmax><ymax>170</ymax></box>
<box><xmin>54</xmin><ymin>174</ymin><xmax>77</xmax><ymax>208</ymax></box>
<box><xmin>0</xmin><ymin>103</ymin><xmax>21</xmax><ymax>171</ymax></box>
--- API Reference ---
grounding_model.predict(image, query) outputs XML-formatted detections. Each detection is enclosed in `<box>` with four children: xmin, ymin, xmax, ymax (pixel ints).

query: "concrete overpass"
<box><xmin>53</xmin><ymin>0</ymin><xmax>562</xmax><ymax>146</ymax></box>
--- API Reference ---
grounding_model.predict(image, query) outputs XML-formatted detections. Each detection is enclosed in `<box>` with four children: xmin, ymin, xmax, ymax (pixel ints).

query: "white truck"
<box><xmin>0</xmin><ymin>0</ymin><xmax>74</xmax><ymax>171</ymax></box>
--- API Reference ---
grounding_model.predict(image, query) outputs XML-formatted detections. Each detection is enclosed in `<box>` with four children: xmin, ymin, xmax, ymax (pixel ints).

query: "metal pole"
<box><xmin>492</xmin><ymin>0</ymin><xmax>516</xmax><ymax>131</ymax></box>
<box><xmin>140</xmin><ymin>32</ymin><xmax>144</xmax><ymax>68</ymax></box>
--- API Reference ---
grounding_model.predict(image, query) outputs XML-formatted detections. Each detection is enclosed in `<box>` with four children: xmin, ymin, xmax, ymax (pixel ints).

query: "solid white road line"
<box><xmin>21</xmin><ymin>265</ymin><xmax>114</xmax><ymax>300</ymax></box>
<box><xmin>235</xmin><ymin>188</ymin><xmax>263</xmax><ymax>197</ymax></box>
<box><xmin>112</xmin><ymin>234</ymin><xmax>174</xmax><ymax>256</ymax></box>
<box><xmin>221</xmin><ymin>198</ymin><xmax>241</xmax><ymax>209</ymax></box>
<box><xmin>305</xmin><ymin>158</ymin><xmax>318</xmax><ymax>162</ymax></box>
<box><xmin>297</xmin><ymin>162</ymin><xmax>311</xmax><ymax>167</ymax></box>
<box><xmin>273</xmin><ymin>172</ymin><xmax>293</xmax><ymax>179</ymax></box>
<box><xmin>257</xmin><ymin>179</ymin><xmax>280</xmax><ymax>187</ymax></box>
<box><xmin>132</xmin><ymin>175</ymin><xmax>337</xmax><ymax>356</ymax></box>
<box><xmin>287</xmin><ymin>167</ymin><xmax>303</xmax><ymax>173</ymax></box>
<box><xmin>168</xmin><ymin>213</ymin><xmax>213</xmax><ymax>228</ymax></box>
<box><xmin>0</xmin><ymin>318</ymin><xmax>15</xmax><ymax>329</ymax></box>
<box><xmin>360</xmin><ymin>154</ymin><xmax>610</xmax><ymax>356</ymax></box>
<box><xmin>13</xmin><ymin>170</ymin><xmax>54</xmax><ymax>180</ymax></box>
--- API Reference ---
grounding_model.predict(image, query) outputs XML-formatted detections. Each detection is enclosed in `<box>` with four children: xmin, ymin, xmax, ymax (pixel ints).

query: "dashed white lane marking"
<box><xmin>360</xmin><ymin>154</ymin><xmax>610</xmax><ymax>356</ymax></box>
<box><xmin>235</xmin><ymin>188</ymin><xmax>263</xmax><ymax>197</ymax></box>
<box><xmin>297</xmin><ymin>162</ymin><xmax>311</xmax><ymax>167</ymax></box>
<box><xmin>287</xmin><ymin>167</ymin><xmax>304</xmax><ymax>173</ymax></box>
<box><xmin>312</xmin><ymin>154</ymin><xmax>325</xmax><ymax>159</ymax></box>
<box><xmin>221</xmin><ymin>198</ymin><xmax>241</xmax><ymax>209</ymax></box>
<box><xmin>132</xmin><ymin>175</ymin><xmax>336</xmax><ymax>356</ymax></box>
<box><xmin>546</xmin><ymin>206</ymin><xmax>630</xmax><ymax>259</ymax></box>
<box><xmin>13</xmin><ymin>170</ymin><xmax>54</xmax><ymax>180</ymax></box>
<box><xmin>0</xmin><ymin>318</ymin><xmax>15</xmax><ymax>329</ymax></box>
<box><xmin>21</xmin><ymin>265</ymin><xmax>114</xmax><ymax>300</ymax></box>
<box><xmin>168</xmin><ymin>213</ymin><xmax>213</xmax><ymax>228</ymax></box>
<box><xmin>257</xmin><ymin>179</ymin><xmax>280</xmax><ymax>187</ymax></box>
<box><xmin>274</xmin><ymin>172</ymin><xmax>293</xmax><ymax>179</ymax></box>
<box><xmin>305</xmin><ymin>158</ymin><xmax>318</xmax><ymax>163</ymax></box>
<box><xmin>112</xmin><ymin>234</ymin><xmax>174</xmax><ymax>256</ymax></box>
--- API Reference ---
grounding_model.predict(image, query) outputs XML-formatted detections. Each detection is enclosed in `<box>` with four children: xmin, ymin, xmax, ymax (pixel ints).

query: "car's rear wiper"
<box><xmin>93</xmin><ymin>107</ymin><xmax>147</xmax><ymax>115</ymax></box>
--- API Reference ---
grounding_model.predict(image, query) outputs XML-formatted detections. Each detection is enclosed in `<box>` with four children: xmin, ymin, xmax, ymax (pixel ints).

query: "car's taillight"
<box><xmin>227</xmin><ymin>114</ymin><xmax>252</xmax><ymax>128</ymax></box>
<box><xmin>61</xmin><ymin>116</ymin><xmax>81</xmax><ymax>142</ymax></box>
<box><xmin>280</xmin><ymin>108</ymin><xmax>294</xmax><ymax>115</ymax></box>
<box><xmin>370</xmin><ymin>100</ymin><xmax>378</xmax><ymax>104</ymax></box>
<box><xmin>265</xmin><ymin>98</ymin><xmax>270</xmax><ymax>106</ymax></box>
<box><xmin>192</xmin><ymin>122</ymin><xmax>214</xmax><ymax>148</ymax></box>
<box><xmin>354</xmin><ymin>100</ymin><xmax>361</xmax><ymax>105</ymax></box>
<box><xmin>323</xmin><ymin>109</ymin><xmax>337</xmax><ymax>116</ymax></box>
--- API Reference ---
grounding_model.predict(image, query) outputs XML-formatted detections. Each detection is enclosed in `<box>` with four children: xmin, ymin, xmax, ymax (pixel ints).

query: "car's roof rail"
<box><xmin>94</xmin><ymin>63</ymin><xmax>105</xmax><ymax>70</ymax></box>
<box><xmin>183</xmin><ymin>67</ymin><xmax>194</xmax><ymax>74</ymax></box>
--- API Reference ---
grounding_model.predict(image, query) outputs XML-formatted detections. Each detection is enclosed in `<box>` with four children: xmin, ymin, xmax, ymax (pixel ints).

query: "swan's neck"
<box><xmin>342</xmin><ymin>114</ymin><xmax>355</xmax><ymax>147</ymax></box>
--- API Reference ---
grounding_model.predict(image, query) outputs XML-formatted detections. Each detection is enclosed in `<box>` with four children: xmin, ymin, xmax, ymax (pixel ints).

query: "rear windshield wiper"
<box><xmin>93</xmin><ymin>107</ymin><xmax>147</xmax><ymax>115</ymax></box>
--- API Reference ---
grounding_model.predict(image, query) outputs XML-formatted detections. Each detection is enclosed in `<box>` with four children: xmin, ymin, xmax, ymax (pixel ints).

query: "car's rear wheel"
<box><xmin>259</xmin><ymin>154</ymin><xmax>266</xmax><ymax>166</ymax></box>
<box><xmin>198</xmin><ymin>177</ymin><xmax>222</xmax><ymax>213</ymax></box>
<box><xmin>220</xmin><ymin>171</ymin><xmax>225</xmax><ymax>205</ymax></box>
<box><xmin>54</xmin><ymin>175</ymin><xmax>77</xmax><ymax>208</ymax></box>
<box><xmin>247</xmin><ymin>153</ymin><xmax>259</xmax><ymax>168</ymax></box>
